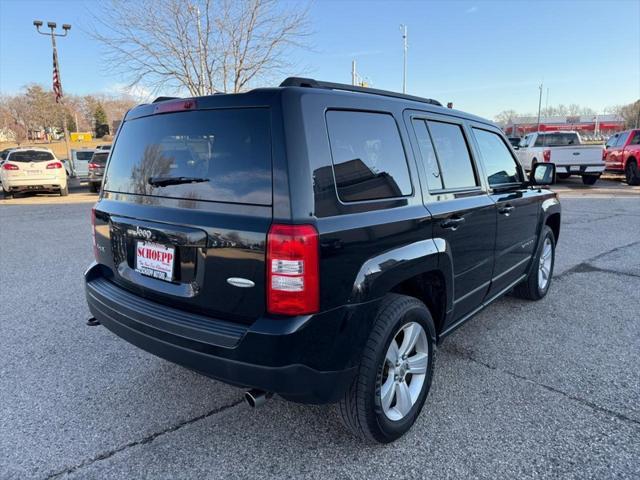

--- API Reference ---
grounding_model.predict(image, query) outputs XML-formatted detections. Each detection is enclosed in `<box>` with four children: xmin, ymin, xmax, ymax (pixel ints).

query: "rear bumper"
<box><xmin>85</xmin><ymin>263</ymin><xmax>377</xmax><ymax>404</ymax></box>
<box><xmin>2</xmin><ymin>177</ymin><xmax>66</xmax><ymax>191</ymax></box>
<box><xmin>557</xmin><ymin>164</ymin><xmax>604</xmax><ymax>175</ymax></box>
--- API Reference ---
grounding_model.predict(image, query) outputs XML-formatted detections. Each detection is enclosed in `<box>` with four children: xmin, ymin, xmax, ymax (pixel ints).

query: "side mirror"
<box><xmin>530</xmin><ymin>162</ymin><xmax>556</xmax><ymax>186</ymax></box>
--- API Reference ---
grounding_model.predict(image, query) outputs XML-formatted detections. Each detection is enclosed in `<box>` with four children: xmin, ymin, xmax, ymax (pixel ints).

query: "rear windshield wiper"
<box><xmin>148</xmin><ymin>176</ymin><xmax>210</xmax><ymax>187</ymax></box>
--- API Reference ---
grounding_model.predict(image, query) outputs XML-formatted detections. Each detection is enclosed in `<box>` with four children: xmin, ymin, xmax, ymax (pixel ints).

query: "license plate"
<box><xmin>135</xmin><ymin>241</ymin><xmax>175</xmax><ymax>282</ymax></box>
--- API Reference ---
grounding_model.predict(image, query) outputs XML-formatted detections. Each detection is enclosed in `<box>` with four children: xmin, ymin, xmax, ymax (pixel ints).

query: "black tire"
<box><xmin>626</xmin><ymin>159</ymin><xmax>640</xmax><ymax>186</ymax></box>
<box><xmin>513</xmin><ymin>225</ymin><xmax>555</xmax><ymax>300</ymax></box>
<box><xmin>557</xmin><ymin>173</ymin><xmax>571</xmax><ymax>180</ymax></box>
<box><xmin>89</xmin><ymin>183</ymin><xmax>98</xmax><ymax>193</ymax></box>
<box><xmin>60</xmin><ymin>185</ymin><xmax>69</xmax><ymax>196</ymax></box>
<box><xmin>2</xmin><ymin>189</ymin><xmax>12</xmax><ymax>199</ymax></box>
<box><xmin>581</xmin><ymin>175</ymin><xmax>599</xmax><ymax>186</ymax></box>
<box><xmin>338</xmin><ymin>294</ymin><xmax>435</xmax><ymax>443</ymax></box>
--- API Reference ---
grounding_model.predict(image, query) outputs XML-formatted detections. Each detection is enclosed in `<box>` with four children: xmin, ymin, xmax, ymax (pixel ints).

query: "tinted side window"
<box><xmin>630</xmin><ymin>131</ymin><xmax>640</xmax><ymax>145</ymax></box>
<box><xmin>326</xmin><ymin>111</ymin><xmax>412</xmax><ymax>202</ymax></box>
<box><xmin>412</xmin><ymin>119</ymin><xmax>443</xmax><ymax>191</ymax></box>
<box><xmin>605</xmin><ymin>134</ymin><xmax>619</xmax><ymax>148</ymax></box>
<box><xmin>616</xmin><ymin>131</ymin><xmax>630</xmax><ymax>146</ymax></box>
<box><xmin>473</xmin><ymin>128</ymin><xmax>520</xmax><ymax>186</ymax></box>
<box><xmin>427</xmin><ymin>121</ymin><xmax>477</xmax><ymax>189</ymax></box>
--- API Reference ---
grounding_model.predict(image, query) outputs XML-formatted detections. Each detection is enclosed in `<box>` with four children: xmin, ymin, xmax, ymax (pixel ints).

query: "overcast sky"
<box><xmin>1</xmin><ymin>0</ymin><xmax>639</xmax><ymax>119</ymax></box>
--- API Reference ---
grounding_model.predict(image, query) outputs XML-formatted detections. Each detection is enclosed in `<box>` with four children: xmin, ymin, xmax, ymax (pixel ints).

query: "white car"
<box><xmin>1</xmin><ymin>148</ymin><xmax>68</xmax><ymax>198</ymax></box>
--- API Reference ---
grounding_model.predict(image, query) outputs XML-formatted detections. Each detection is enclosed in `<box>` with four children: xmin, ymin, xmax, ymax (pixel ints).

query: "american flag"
<box><xmin>52</xmin><ymin>48</ymin><xmax>62</xmax><ymax>103</ymax></box>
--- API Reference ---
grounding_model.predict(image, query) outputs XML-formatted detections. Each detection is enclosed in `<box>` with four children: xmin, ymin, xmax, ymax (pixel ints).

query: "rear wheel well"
<box><xmin>546</xmin><ymin>213</ymin><xmax>561</xmax><ymax>242</ymax></box>
<box><xmin>627</xmin><ymin>156</ymin><xmax>637</xmax><ymax>167</ymax></box>
<box><xmin>390</xmin><ymin>271</ymin><xmax>446</xmax><ymax>335</ymax></box>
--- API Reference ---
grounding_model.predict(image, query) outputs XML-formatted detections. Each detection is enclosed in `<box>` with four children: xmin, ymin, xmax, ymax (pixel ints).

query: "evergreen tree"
<box><xmin>94</xmin><ymin>103</ymin><xmax>108</xmax><ymax>137</ymax></box>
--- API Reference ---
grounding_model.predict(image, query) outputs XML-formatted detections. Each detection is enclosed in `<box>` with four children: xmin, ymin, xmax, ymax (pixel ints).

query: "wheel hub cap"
<box><xmin>380</xmin><ymin>322</ymin><xmax>429</xmax><ymax>421</ymax></box>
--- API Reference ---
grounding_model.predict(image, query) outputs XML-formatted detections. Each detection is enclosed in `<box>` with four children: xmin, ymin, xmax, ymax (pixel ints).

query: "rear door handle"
<box><xmin>440</xmin><ymin>216</ymin><xmax>465</xmax><ymax>230</ymax></box>
<box><xmin>499</xmin><ymin>205</ymin><xmax>515</xmax><ymax>215</ymax></box>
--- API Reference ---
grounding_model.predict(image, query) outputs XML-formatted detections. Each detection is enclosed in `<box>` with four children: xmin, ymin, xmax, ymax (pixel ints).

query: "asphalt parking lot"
<box><xmin>1</xmin><ymin>180</ymin><xmax>639</xmax><ymax>479</ymax></box>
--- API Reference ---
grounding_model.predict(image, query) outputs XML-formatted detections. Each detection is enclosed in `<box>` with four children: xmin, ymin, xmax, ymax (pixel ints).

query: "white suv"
<box><xmin>1</xmin><ymin>148</ymin><xmax>68</xmax><ymax>198</ymax></box>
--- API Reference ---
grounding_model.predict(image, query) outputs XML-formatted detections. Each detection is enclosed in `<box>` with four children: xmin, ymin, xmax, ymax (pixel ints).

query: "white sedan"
<box><xmin>1</xmin><ymin>148</ymin><xmax>68</xmax><ymax>198</ymax></box>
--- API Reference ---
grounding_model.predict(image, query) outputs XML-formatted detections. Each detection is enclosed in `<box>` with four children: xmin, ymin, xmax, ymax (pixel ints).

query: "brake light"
<box><xmin>2</xmin><ymin>163</ymin><xmax>19</xmax><ymax>170</ymax></box>
<box><xmin>91</xmin><ymin>205</ymin><xmax>98</xmax><ymax>260</ymax></box>
<box><xmin>46</xmin><ymin>162</ymin><xmax>63</xmax><ymax>169</ymax></box>
<box><xmin>267</xmin><ymin>224</ymin><xmax>319</xmax><ymax>315</ymax></box>
<box><xmin>543</xmin><ymin>149</ymin><xmax>551</xmax><ymax>163</ymax></box>
<box><xmin>154</xmin><ymin>99</ymin><xmax>197</xmax><ymax>114</ymax></box>
<box><xmin>88</xmin><ymin>162</ymin><xmax>99</xmax><ymax>169</ymax></box>
<box><xmin>602</xmin><ymin>149</ymin><xmax>607</xmax><ymax>161</ymax></box>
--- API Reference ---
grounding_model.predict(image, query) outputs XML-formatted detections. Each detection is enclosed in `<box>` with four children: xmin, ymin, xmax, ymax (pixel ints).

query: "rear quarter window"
<box><xmin>103</xmin><ymin>108</ymin><xmax>272</xmax><ymax>205</ymax></box>
<box><xmin>325</xmin><ymin>110</ymin><xmax>412</xmax><ymax>202</ymax></box>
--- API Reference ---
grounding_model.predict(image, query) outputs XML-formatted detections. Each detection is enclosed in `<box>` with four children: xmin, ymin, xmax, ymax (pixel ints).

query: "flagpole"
<box><xmin>33</xmin><ymin>20</ymin><xmax>72</xmax><ymax>167</ymax></box>
<box><xmin>50</xmin><ymin>33</ymin><xmax>71</xmax><ymax>164</ymax></box>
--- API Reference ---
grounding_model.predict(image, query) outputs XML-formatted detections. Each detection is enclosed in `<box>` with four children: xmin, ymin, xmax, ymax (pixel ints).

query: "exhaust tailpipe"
<box><xmin>244</xmin><ymin>389</ymin><xmax>271</xmax><ymax>408</ymax></box>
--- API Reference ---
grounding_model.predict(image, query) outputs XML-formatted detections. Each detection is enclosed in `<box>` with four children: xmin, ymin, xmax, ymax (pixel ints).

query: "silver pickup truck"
<box><xmin>515</xmin><ymin>131</ymin><xmax>605</xmax><ymax>185</ymax></box>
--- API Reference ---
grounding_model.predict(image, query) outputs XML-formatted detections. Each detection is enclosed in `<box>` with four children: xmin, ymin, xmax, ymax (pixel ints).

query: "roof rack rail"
<box><xmin>279</xmin><ymin>77</ymin><xmax>442</xmax><ymax>107</ymax></box>
<box><xmin>152</xmin><ymin>96</ymin><xmax>179</xmax><ymax>103</ymax></box>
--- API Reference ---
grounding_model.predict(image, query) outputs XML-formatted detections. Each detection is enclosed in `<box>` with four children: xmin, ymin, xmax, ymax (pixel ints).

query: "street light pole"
<box><xmin>33</xmin><ymin>20</ymin><xmax>72</xmax><ymax>163</ymax></box>
<box><xmin>400</xmin><ymin>24</ymin><xmax>407</xmax><ymax>94</ymax></box>
<box><xmin>536</xmin><ymin>82</ymin><xmax>543</xmax><ymax>133</ymax></box>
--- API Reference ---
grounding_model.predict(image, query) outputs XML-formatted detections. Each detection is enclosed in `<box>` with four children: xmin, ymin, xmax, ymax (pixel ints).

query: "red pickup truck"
<box><xmin>604</xmin><ymin>129</ymin><xmax>640</xmax><ymax>185</ymax></box>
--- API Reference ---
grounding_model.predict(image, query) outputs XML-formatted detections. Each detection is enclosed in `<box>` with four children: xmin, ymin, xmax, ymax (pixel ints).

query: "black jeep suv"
<box><xmin>85</xmin><ymin>78</ymin><xmax>560</xmax><ymax>443</ymax></box>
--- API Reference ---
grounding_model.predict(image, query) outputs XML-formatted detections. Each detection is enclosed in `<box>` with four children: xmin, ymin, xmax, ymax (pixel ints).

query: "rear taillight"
<box><xmin>543</xmin><ymin>149</ymin><xmax>551</xmax><ymax>163</ymax></box>
<box><xmin>88</xmin><ymin>163</ymin><xmax>99</xmax><ymax>170</ymax></box>
<box><xmin>602</xmin><ymin>149</ymin><xmax>607</xmax><ymax>161</ymax></box>
<box><xmin>91</xmin><ymin>205</ymin><xmax>98</xmax><ymax>260</ymax></box>
<box><xmin>46</xmin><ymin>162</ymin><xmax>63</xmax><ymax>169</ymax></box>
<box><xmin>267</xmin><ymin>224</ymin><xmax>319</xmax><ymax>316</ymax></box>
<box><xmin>2</xmin><ymin>163</ymin><xmax>18</xmax><ymax>170</ymax></box>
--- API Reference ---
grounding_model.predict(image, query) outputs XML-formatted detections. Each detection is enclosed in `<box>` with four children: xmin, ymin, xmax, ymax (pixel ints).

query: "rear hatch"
<box><xmin>4</xmin><ymin>150</ymin><xmax>61</xmax><ymax>181</ymax></box>
<box><xmin>95</xmin><ymin>105</ymin><xmax>272</xmax><ymax>324</ymax></box>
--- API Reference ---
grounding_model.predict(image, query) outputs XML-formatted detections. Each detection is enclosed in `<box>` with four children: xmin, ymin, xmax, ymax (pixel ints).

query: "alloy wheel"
<box><xmin>379</xmin><ymin>322</ymin><xmax>429</xmax><ymax>421</ymax></box>
<box><xmin>538</xmin><ymin>237</ymin><xmax>553</xmax><ymax>291</ymax></box>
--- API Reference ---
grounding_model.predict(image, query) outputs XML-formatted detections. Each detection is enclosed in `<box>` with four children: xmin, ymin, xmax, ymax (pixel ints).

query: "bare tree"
<box><xmin>91</xmin><ymin>0</ymin><xmax>310</xmax><ymax>96</ymax></box>
<box><xmin>494</xmin><ymin>110</ymin><xmax>518</xmax><ymax>125</ymax></box>
<box><xmin>617</xmin><ymin>100</ymin><xmax>640</xmax><ymax>129</ymax></box>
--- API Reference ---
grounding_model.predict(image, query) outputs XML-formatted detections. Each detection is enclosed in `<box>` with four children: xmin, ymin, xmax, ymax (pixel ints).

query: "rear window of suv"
<box><xmin>325</xmin><ymin>110</ymin><xmax>412</xmax><ymax>202</ymax></box>
<box><xmin>8</xmin><ymin>151</ymin><xmax>54</xmax><ymax>162</ymax></box>
<box><xmin>103</xmin><ymin>108</ymin><xmax>271</xmax><ymax>205</ymax></box>
<box><xmin>91</xmin><ymin>152</ymin><xmax>109</xmax><ymax>166</ymax></box>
